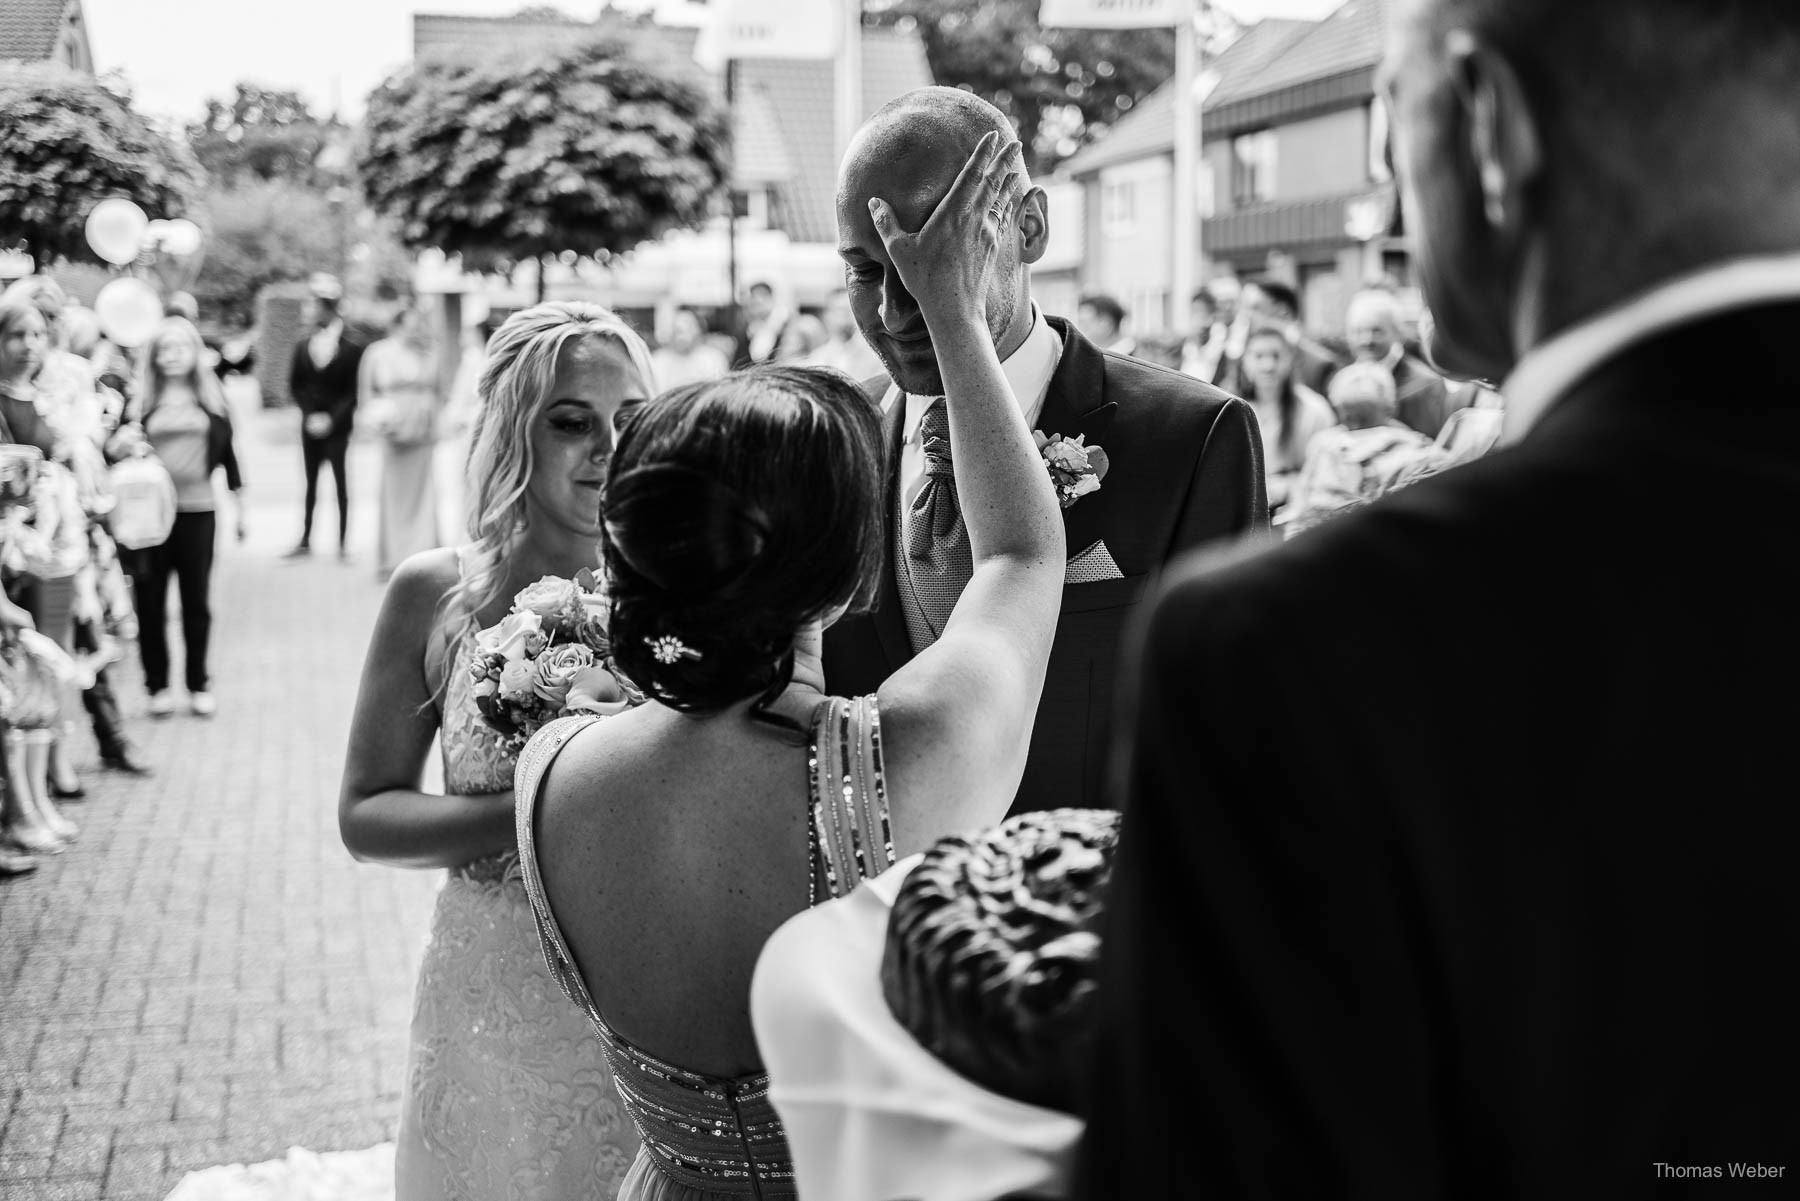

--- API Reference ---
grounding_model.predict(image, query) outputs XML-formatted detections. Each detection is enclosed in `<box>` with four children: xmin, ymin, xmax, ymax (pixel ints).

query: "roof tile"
<box><xmin>1060</xmin><ymin>17</ymin><xmax>1317</xmax><ymax>177</ymax></box>
<box><xmin>0</xmin><ymin>0</ymin><xmax>71</xmax><ymax>62</ymax></box>
<box><xmin>1227</xmin><ymin>0</ymin><xmax>1387</xmax><ymax>99</ymax></box>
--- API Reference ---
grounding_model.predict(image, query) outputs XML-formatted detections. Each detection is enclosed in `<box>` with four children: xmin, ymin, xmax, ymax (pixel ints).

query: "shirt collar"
<box><xmin>898</xmin><ymin>305</ymin><xmax>1062</xmax><ymax>440</ymax></box>
<box><xmin>1501</xmin><ymin>252</ymin><xmax>1800</xmax><ymax>442</ymax></box>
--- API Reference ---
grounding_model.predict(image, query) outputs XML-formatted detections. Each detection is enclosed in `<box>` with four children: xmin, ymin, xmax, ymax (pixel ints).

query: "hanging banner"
<box><xmin>1039</xmin><ymin>0</ymin><xmax>1185</xmax><ymax>30</ymax></box>
<box><xmin>695</xmin><ymin>0</ymin><xmax>844</xmax><ymax>68</ymax></box>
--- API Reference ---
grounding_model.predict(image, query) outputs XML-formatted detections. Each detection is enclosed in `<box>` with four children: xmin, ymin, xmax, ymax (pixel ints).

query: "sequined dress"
<box><xmin>515</xmin><ymin>695</ymin><xmax>898</xmax><ymax>1200</ymax></box>
<box><xmin>392</xmin><ymin>628</ymin><xmax>639</xmax><ymax>1200</ymax></box>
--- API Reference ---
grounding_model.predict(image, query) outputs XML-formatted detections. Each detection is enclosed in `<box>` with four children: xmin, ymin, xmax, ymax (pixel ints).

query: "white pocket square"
<box><xmin>1066</xmin><ymin>540</ymin><xmax>1124</xmax><ymax>583</ymax></box>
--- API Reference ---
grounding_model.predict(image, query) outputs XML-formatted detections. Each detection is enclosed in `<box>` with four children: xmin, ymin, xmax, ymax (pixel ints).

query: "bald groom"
<box><xmin>822</xmin><ymin>87</ymin><xmax>1268</xmax><ymax>815</ymax></box>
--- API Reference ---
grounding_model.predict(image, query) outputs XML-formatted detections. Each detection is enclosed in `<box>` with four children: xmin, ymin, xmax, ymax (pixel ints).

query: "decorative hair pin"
<box><xmin>647</xmin><ymin>635</ymin><xmax>701</xmax><ymax>665</ymax></box>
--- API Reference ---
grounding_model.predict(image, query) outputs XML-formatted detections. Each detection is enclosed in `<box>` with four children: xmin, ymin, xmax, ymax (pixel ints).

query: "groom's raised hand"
<box><xmin>867</xmin><ymin>131</ymin><xmax>1026</xmax><ymax>338</ymax></box>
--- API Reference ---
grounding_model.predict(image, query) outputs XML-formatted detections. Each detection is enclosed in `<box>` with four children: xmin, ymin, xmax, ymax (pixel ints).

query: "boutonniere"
<box><xmin>1034</xmin><ymin>431</ymin><xmax>1110</xmax><ymax>509</ymax></box>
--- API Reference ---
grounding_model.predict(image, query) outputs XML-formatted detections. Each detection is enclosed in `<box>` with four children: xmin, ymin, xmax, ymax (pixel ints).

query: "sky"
<box><xmin>86</xmin><ymin>0</ymin><xmax>1350</xmax><ymax>128</ymax></box>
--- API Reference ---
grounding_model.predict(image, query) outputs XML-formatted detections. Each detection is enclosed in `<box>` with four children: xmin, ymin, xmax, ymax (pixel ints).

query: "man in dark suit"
<box><xmin>1081</xmin><ymin>0</ymin><xmax>1800</xmax><ymax>1194</ymax></box>
<box><xmin>286</xmin><ymin>277</ymin><xmax>362</xmax><ymax>559</ymax></box>
<box><xmin>823</xmin><ymin>86</ymin><xmax>1267</xmax><ymax>816</ymax></box>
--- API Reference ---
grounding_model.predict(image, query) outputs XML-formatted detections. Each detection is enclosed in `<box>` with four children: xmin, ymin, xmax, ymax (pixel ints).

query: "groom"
<box><xmin>823</xmin><ymin>87</ymin><xmax>1268</xmax><ymax>815</ymax></box>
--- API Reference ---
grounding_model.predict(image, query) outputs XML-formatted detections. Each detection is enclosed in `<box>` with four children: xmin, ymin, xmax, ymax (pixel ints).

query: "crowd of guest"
<box><xmin>0</xmin><ymin>276</ymin><xmax>232</xmax><ymax>878</ymax></box>
<box><xmin>1080</xmin><ymin>274</ymin><xmax>1504</xmax><ymax>530</ymax></box>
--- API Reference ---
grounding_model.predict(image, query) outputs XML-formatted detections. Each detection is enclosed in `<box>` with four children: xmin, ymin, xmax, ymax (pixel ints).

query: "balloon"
<box><xmin>85</xmin><ymin>199</ymin><xmax>149</xmax><ymax>266</ymax></box>
<box><xmin>94</xmin><ymin>277</ymin><xmax>164</xmax><ymax>348</ymax></box>
<box><xmin>144</xmin><ymin>218</ymin><xmax>171</xmax><ymax>248</ymax></box>
<box><xmin>160</xmin><ymin>219</ymin><xmax>203</xmax><ymax>258</ymax></box>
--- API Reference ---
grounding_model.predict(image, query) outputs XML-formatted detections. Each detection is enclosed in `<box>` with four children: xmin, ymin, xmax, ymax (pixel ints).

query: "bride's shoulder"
<box><xmin>379</xmin><ymin>547</ymin><xmax>463</xmax><ymax>616</ymax></box>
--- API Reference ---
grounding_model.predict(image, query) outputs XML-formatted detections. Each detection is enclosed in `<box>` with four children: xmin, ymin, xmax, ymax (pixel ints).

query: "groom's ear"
<box><xmin>1017</xmin><ymin>187</ymin><xmax>1050</xmax><ymax>266</ymax></box>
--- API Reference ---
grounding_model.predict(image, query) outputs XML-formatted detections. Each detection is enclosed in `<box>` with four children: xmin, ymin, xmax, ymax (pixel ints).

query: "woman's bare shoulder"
<box><xmin>382</xmin><ymin>547</ymin><xmax>462</xmax><ymax>623</ymax></box>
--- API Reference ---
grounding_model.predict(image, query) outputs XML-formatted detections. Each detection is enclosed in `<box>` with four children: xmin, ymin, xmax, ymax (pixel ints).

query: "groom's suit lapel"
<box><xmin>862</xmin><ymin>374</ymin><xmax>917</xmax><ymax>671</ymax></box>
<box><xmin>1037</xmin><ymin>317</ymin><xmax>1118</xmax><ymax>563</ymax></box>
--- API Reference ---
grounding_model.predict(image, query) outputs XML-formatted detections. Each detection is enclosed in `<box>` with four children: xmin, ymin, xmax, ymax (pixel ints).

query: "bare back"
<box><xmin>534</xmin><ymin>689</ymin><xmax>883</xmax><ymax>1079</ymax></box>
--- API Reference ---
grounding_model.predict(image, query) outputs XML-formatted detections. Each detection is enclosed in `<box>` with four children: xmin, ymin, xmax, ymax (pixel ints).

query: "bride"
<box><xmin>339</xmin><ymin>302</ymin><xmax>650</xmax><ymax>1199</ymax></box>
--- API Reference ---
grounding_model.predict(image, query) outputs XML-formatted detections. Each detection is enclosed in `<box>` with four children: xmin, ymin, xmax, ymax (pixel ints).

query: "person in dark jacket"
<box><xmin>1081</xmin><ymin>0</ymin><xmax>1800</xmax><ymax>1192</ymax></box>
<box><xmin>822</xmin><ymin>87</ymin><xmax>1268</xmax><ymax>817</ymax></box>
<box><xmin>286</xmin><ymin>277</ymin><xmax>362</xmax><ymax>559</ymax></box>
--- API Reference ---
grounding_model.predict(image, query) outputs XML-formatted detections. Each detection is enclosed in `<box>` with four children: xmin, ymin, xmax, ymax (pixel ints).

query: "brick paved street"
<box><xmin>0</xmin><ymin>393</ymin><xmax>456</xmax><ymax>1200</ymax></box>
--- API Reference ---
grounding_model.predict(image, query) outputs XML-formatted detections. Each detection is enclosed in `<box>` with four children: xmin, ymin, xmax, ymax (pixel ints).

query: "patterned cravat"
<box><xmin>898</xmin><ymin>399</ymin><xmax>973</xmax><ymax>652</ymax></box>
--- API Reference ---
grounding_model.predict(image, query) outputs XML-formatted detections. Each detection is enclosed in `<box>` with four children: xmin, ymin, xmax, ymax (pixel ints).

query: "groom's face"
<box><xmin>837</xmin><ymin>140</ymin><xmax>1022</xmax><ymax>397</ymax></box>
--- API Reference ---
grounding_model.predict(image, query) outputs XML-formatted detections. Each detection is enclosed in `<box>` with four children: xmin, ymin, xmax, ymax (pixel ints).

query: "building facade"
<box><xmin>1063</xmin><ymin>0</ymin><xmax>1409</xmax><ymax>339</ymax></box>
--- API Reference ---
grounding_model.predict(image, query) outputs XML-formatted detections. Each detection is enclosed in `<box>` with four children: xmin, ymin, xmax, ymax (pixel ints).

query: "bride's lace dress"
<box><xmin>390</xmin><ymin>630</ymin><xmax>638</xmax><ymax>1199</ymax></box>
<box><xmin>165</xmin><ymin>616</ymin><xmax>637</xmax><ymax>1201</ymax></box>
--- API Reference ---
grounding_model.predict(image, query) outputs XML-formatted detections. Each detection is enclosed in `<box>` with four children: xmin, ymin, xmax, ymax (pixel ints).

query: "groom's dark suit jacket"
<box><xmin>822</xmin><ymin>315</ymin><xmax>1267</xmax><ymax>815</ymax></box>
<box><xmin>1079</xmin><ymin>302</ymin><xmax>1800</xmax><ymax>1197</ymax></box>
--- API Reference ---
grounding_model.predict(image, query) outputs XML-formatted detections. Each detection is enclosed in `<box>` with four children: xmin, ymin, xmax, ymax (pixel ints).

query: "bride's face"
<box><xmin>526</xmin><ymin>334</ymin><xmax>648</xmax><ymax>539</ymax></box>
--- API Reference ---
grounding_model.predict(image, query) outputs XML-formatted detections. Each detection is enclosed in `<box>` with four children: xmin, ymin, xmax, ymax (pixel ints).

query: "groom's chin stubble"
<box><xmin>882</xmin><ymin>352</ymin><xmax>945</xmax><ymax>397</ymax></box>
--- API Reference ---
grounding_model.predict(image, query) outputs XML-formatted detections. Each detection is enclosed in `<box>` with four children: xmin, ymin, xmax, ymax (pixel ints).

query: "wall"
<box><xmin>1036</xmin><ymin>180</ymin><xmax>1086</xmax><ymax>276</ymax></box>
<box><xmin>1274</xmin><ymin>106</ymin><xmax>1371</xmax><ymax>202</ymax></box>
<box><xmin>1033</xmin><ymin>269</ymin><xmax>1082</xmax><ymax>322</ymax></box>
<box><xmin>1091</xmin><ymin>156</ymin><xmax>1174</xmax><ymax>332</ymax></box>
<box><xmin>1200</xmin><ymin>139</ymin><xmax>1232</xmax><ymax>216</ymax></box>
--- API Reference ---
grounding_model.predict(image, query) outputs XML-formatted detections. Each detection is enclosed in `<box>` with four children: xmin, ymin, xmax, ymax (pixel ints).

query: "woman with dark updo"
<box><xmin>514</xmin><ymin>133</ymin><xmax>1064</xmax><ymax>1198</ymax></box>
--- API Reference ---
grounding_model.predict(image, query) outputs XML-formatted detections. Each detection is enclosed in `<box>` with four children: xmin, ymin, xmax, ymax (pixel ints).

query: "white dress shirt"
<box><xmin>891</xmin><ymin>307</ymin><xmax>1064</xmax><ymax>512</ymax></box>
<box><xmin>308</xmin><ymin>319</ymin><xmax>343</xmax><ymax>372</ymax></box>
<box><xmin>1501</xmin><ymin>252</ymin><xmax>1800</xmax><ymax>443</ymax></box>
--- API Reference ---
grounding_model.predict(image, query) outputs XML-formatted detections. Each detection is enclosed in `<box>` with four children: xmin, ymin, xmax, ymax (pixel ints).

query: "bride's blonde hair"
<box><xmin>438</xmin><ymin>302</ymin><xmax>659</xmax><ymax>651</ymax></box>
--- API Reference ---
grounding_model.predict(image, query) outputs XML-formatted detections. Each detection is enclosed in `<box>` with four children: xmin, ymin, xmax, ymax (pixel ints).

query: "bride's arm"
<box><xmin>871</xmin><ymin>134</ymin><xmax>1065</xmax><ymax>853</ymax></box>
<box><xmin>338</xmin><ymin>549</ymin><xmax>515</xmax><ymax>868</ymax></box>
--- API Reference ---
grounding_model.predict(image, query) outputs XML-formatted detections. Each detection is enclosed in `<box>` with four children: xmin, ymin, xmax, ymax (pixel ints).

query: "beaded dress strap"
<box><xmin>515</xmin><ymin>714</ymin><xmax>607</xmax><ymax>1023</ymax></box>
<box><xmin>806</xmin><ymin>695</ymin><xmax>897</xmax><ymax>908</ymax></box>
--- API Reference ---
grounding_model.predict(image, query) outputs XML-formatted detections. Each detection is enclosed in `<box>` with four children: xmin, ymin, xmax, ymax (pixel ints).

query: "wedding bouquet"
<box><xmin>469</xmin><ymin>569</ymin><xmax>642</xmax><ymax>751</ymax></box>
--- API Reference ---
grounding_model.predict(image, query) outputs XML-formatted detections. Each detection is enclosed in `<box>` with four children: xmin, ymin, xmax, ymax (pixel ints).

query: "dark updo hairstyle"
<box><xmin>603</xmin><ymin>364</ymin><xmax>884</xmax><ymax>726</ymax></box>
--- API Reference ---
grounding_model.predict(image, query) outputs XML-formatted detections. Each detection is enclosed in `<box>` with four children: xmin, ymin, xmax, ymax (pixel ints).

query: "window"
<box><xmin>1231</xmin><ymin>130</ymin><xmax>1278</xmax><ymax>206</ymax></box>
<box><xmin>730</xmin><ymin>188</ymin><xmax>771</xmax><ymax>228</ymax></box>
<box><xmin>1196</xmin><ymin>159</ymin><xmax>1216</xmax><ymax>219</ymax></box>
<box><xmin>1101</xmin><ymin>179</ymin><xmax>1137</xmax><ymax>237</ymax></box>
<box><xmin>1127</xmin><ymin>287</ymin><xmax>1169</xmax><ymax>332</ymax></box>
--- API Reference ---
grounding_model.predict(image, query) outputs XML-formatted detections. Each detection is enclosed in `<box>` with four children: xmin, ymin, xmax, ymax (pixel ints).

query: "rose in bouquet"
<box><xmin>469</xmin><ymin>568</ymin><xmax>642</xmax><ymax>750</ymax></box>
